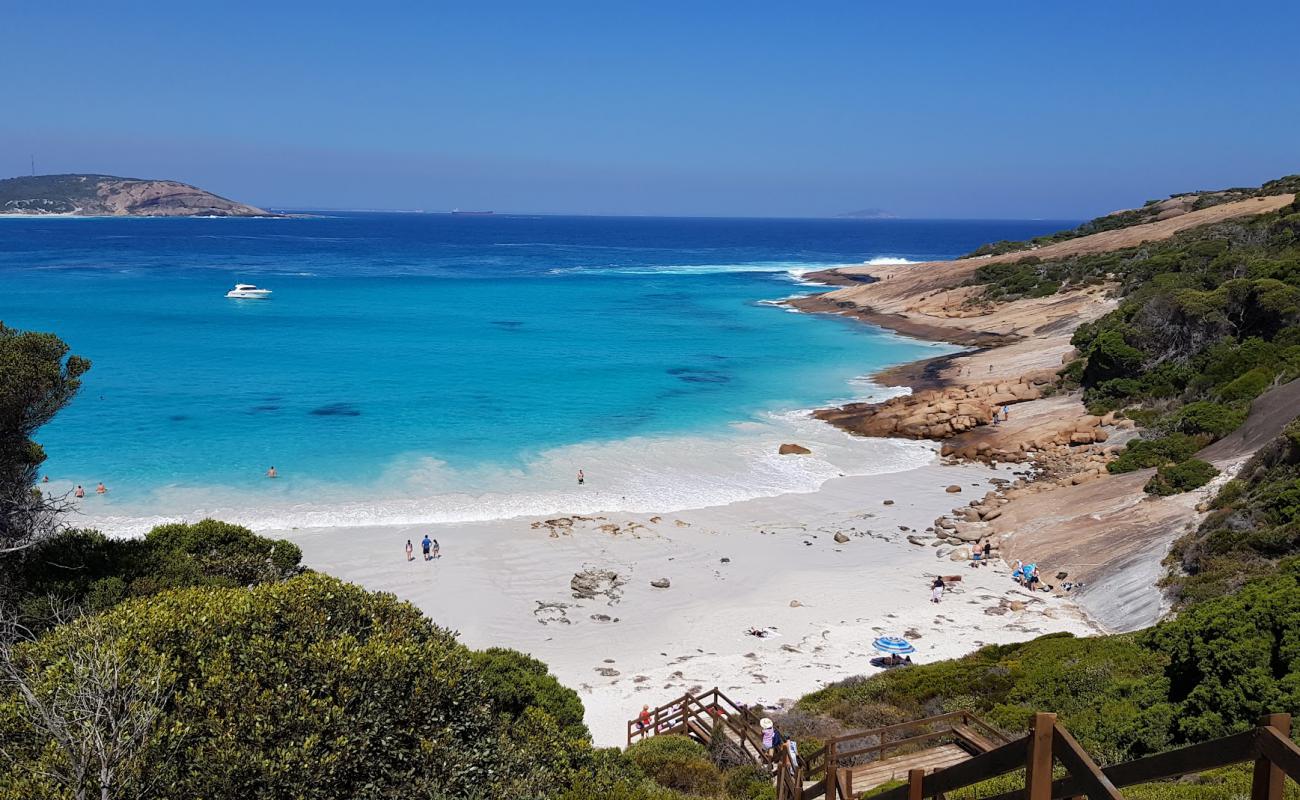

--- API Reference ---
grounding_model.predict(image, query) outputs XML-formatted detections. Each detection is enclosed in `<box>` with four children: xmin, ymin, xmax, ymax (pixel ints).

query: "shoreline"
<box><xmin>278</xmin><ymin>462</ymin><xmax>1095</xmax><ymax>746</ymax></box>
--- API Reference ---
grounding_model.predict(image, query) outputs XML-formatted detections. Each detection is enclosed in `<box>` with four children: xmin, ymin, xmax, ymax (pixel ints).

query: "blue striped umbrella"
<box><xmin>872</xmin><ymin>636</ymin><xmax>917</xmax><ymax>655</ymax></box>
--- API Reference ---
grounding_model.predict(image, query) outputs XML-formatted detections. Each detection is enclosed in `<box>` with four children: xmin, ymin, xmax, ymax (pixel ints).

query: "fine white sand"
<box><xmin>277</xmin><ymin>456</ymin><xmax>1095</xmax><ymax>747</ymax></box>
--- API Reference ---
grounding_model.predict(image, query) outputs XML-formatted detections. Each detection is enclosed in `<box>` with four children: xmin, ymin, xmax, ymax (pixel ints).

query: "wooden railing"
<box><xmin>856</xmin><ymin>712</ymin><xmax>1300</xmax><ymax>800</ymax></box>
<box><xmin>626</xmin><ymin>687</ymin><xmax>774</xmax><ymax>766</ymax></box>
<box><xmin>790</xmin><ymin>710</ymin><xmax>1009</xmax><ymax>800</ymax></box>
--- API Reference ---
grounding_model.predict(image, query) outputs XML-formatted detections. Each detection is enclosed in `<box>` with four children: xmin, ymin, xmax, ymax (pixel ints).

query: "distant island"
<box><xmin>836</xmin><ymin>208</ymin><xmax>898</xmax><ymax>219</ymax></box>
<box><xmin>0</xmin><ymin>173</ymin><xmax>274</xmax><ymax>217</ymax></box>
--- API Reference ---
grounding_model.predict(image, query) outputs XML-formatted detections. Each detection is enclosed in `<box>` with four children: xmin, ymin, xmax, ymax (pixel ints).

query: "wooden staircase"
<box><xmin>629</xmin><ymin>691</ymin><xmax>1300</xmax><ymax>800</ymax></box>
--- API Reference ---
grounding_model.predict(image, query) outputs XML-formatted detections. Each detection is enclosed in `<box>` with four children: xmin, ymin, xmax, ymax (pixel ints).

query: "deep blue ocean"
<box><xmin>0</xmin><ymin>213</ymin><xmax>1071</xmax><ymax>532</ymax></box>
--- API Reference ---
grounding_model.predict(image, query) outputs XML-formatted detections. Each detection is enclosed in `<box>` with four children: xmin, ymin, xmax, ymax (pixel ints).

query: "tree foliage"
<box><xmin>0</xmin><ymin>324</ymin><xmax>89</xmax><ymax>554</ymax></box>
<box><xmin>1</xmin><ymin>519</ymin><xmax>303</xmax><ymax>635</ymax></box>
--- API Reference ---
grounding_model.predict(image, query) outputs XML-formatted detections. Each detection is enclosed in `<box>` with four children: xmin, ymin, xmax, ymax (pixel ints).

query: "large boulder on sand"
<box><xmin>779</xmin><ymin>443</ymin><xmax>811</xmax><ymax>455</ymax></box>
<box><xmin>946</xmin><ymin>485</ymin><xmax>962</xmax><ymax>493</ymax></box>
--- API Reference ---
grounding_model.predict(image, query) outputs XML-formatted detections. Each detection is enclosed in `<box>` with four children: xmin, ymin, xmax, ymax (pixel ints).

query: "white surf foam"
<box><xmin>73</xmin><ymin>411</ymin><xmax>940</xmax><ymax>537</ymax></box>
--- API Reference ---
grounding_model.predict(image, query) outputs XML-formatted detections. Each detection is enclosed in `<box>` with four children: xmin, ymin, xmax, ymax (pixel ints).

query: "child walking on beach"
<box><xmin>405</xmin><ymin>540</ymin><xmax>414</xmax><ymax>561</ymax></box>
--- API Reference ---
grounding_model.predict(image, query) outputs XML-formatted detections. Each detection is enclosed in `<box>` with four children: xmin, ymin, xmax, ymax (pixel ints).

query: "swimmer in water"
<box><xmin>267</xmin><ymin>466</ymin><xmax>278</xmax><ymax>478</ymax></box>
<box><xmin>95</xmin><ymin>482</ymin><xmax>106</xmax><ymax>495</ymax></box>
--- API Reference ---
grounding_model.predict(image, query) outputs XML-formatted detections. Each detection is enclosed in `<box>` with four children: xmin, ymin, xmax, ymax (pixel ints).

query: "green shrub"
<box><xmin>1164</xmin><ymin>402</ymin><xmax>1248</xmax><ymax>437</ymax></box>
<box><xmin>471</xmin><ymin>647</ymin><xmax>589</xmax><ymax>740</ymax></box>
<box><xmin>1218</xmin><ymin>368</ymin><xmax>1274</xmax><ymax>402</ymax></box>
<box><xmin>0</xmin><ymin>520</ymin><xmax>303</xmax><ymax>634</ymax></box>
<box><xmin>626</xmin><ymin>735</ymin><xmax>723</xmax><ymax>795</ymax></box>
<box><xmin>724</xmin><ymin>765</ymin><xmax>776</xmax><ymax>799</ymax></box>
<box><xmin>1109</xmin><ymin>434</ymin><xmax>1201</xmax><ymax>473</ymax></box>
<box><xmin>0</xmin><ymin>574</ymin><xmax>500</xmax><ymax>800</ymax></box>
<box><xmin>1145</xmin><ymin>459</ymin><xmax>1220</xmax><ymax>495</ymax></box>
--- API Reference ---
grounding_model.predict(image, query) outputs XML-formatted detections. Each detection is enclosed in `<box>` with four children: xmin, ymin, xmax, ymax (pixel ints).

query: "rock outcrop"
<box><xmin>814</xmin><ymin>372</ymin><xmax>1054</xmax><ymax>445</ymax></box>
<box><xmin>778</xmin><ymin>443</ymin><xmax>812</xmax><ymax>455</ymax></box>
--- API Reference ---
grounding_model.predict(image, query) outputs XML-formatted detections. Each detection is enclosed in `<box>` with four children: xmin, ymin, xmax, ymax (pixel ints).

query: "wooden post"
<box><xmin>1026</xmin><ymin>712</ymin><xmax>1057</xmax><ymax>800</ymax></box>
<box><xmin>825</xmin><ymin>741</ymin><xmax>838</xmax><ymax>800</ymax></box>
<box><xmin>908</xmin><ymin>767</ymin><xmax>926</xmax><ymax>800</ymax></box>
<box><xmin>1253</xmin><ymin>713</ymin><xmax>1292</xmax><ymax>800</ymax></box>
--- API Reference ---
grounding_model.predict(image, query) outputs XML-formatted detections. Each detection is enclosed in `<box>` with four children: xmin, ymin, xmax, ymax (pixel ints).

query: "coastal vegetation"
<box><xmin>959</xmin><ymin>182</ymin><xmax>1300</xmax><ymax>495</ymax></box>
<box><xmin>960</xmin><ymin>175</ymin><xmax>1300</xmax><ymax>260</ymax></box>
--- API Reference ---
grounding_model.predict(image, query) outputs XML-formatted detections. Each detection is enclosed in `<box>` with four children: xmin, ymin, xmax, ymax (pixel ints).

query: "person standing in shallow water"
<box><xmin>74</xmin><ymin>485</ymin><xmax>84</xmax><ymax>498</ymax></box>
<box><xmin>577</xmin><ymin>469</ymin><xmax>584</xmax><ymax>485</ymax></box>
<box><xmin>266</xmin><ymin>465</ymin><xmax>277</xmax><ymax>478</ymax></box>
<box><xmin>95</xmin><ymin>482</ymin><xmax>107</xmax><ymax>495</ymax></box>
<box><xmin>405</xmin><ymin>540</ymin><xmax>414</xmax><ymax>562</ymax></box>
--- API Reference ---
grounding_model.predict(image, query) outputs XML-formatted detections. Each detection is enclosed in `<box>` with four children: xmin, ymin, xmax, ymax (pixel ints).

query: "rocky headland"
<box><xmin>0</xmin><ymin>173</ymin><xmax>275</xmax><ymax>217</ymax></box>
<box><xmin>792</xmin><ymin>191</ymin><xmax>1299</xmax><ymax>632</ymax></box>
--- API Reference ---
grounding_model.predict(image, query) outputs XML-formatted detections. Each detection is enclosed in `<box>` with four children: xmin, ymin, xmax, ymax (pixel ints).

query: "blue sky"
<box><xmin>3</xmin><ymin>1</ymin><xmax>1297</xmax><ymax>218</ymax></box>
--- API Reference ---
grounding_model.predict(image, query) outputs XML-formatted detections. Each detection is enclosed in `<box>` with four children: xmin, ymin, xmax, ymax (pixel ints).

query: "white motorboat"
<box><xmin>226</xmin><ymin>283</ymin><xmax>272</xmax><ymax>299</ymax></box>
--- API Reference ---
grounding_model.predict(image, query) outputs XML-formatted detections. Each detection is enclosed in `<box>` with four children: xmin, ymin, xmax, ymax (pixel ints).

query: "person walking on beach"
<box><xmin>930</xmin><ymin>576</ymin><xmax>945</xmax><ymax>603</ymax></box>
<box><xmin>405</xmin><ymin>539</ymin><xmax>414</xmax><ymax>561</ymax></box>
<box><xmin>74</xmin><ymin>484</ymin><xmax>85</xmax><ymax>498</ymax></box>
<box><xmin>431</xmin><ymin>538</ymin><xmax>441</xmax><ymax>559</ymax></box>
<box><xmin>1001</xmin><ymin>405</ymin><xmax>1010</xmax><ymax>422</ymax></box>
<box><xmin>577</xmin><ymin>469</ymin><xmax>585</xmax><ymax>486</ymax></box>
<box><xmin>421</xmin><ymin>534</ymin><xmax>433</xmax><ymax>561</ymax></box>
<box><xmin>982</xmin><ymin>540</ymin><xmax>992</xmax><ymax>562</ymax></box>
<box><xmin>266</xmin><ymin>465</ymin><xmax>278</xmax><ymax>478</ymax></box>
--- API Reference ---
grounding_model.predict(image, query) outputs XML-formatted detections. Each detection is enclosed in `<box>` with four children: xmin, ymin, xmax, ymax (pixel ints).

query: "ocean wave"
<box><xmin>71</xmin><ymin>412</ymin><xmax>941</xmax><ymax>536</ymax></box>
<box><xmin>547</xmin><ymin>262</ymin><xmax>845</xmax><ymax>280</ymax></box>
<box><xmin>863</xmin><ymin>256</ymin><xmax>919</xmax><ymax>265</ymax></box>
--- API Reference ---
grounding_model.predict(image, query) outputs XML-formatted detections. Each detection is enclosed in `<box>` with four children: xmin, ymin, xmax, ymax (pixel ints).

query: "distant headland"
<box><xmin>0</xmin><ymin>173</ymin><xmax>275</xmax><ymax>217</ymax></box>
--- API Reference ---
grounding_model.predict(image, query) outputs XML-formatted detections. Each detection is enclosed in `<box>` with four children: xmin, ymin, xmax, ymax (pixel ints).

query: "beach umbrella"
<box><xmin>872</xmin><ymin>636</ymin><xmax>916</xmax><ymax>655</ymax></box>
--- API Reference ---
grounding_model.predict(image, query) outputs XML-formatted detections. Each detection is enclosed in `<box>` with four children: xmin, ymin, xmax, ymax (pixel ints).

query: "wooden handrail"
<box><xmin>871</xmin><ymin>735</ymin><xmax>1031</xmax><ymax>800</ymax></box>
<box><xmin>1256</xmin><ymin>726</ymin><xmax>1300</xmax><ymax>785</ymax></box>
<box><xmin>960</xmin><ymin>710</ymin><xmax>1012</xmax><ymax>744</ymax></box>
<box><xmin>1052</xmin><ymin>723</ymin><xmax>1123</xmax><ymax>800</ymax></box>
<box><xmin>869</xmin><ymin>712</ymin><xmax>1297</xmax><ymax>800</ymax></box>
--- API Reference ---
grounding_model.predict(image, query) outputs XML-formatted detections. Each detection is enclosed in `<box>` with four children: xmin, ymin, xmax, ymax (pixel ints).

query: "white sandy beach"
<box><xmin>277</xmin><ymin>456</ymin><xmax>1096</xmax><ymax>747</ymax></box>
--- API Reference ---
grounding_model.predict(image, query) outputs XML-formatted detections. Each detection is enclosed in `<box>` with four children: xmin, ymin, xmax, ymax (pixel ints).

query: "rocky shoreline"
<box><xmin>783</xmin><ymin>194</ymin><xmax>1298</xmax><ymax>625</ymax></box>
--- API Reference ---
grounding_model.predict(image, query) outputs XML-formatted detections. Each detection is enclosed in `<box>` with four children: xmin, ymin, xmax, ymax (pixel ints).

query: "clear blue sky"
<box><xmin>3</xmin><ymin>1</ymin><xmax>1297</xmax><ymax>218</ymax></box>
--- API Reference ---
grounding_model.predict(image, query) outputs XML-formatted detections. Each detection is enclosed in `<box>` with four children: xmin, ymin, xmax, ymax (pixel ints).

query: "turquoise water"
<box><xmin>0</xmin><ymin>213</ymin><xmax>1071</xmax><ymax>532</ymax></box>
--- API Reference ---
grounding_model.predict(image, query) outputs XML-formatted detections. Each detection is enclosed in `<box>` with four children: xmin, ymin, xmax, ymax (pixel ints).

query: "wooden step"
<box><xmin>847</xmin><ymin>743</ymin><xmax>972</xmax><ymax>791</ymax></box>
<box><xmin>952</xmin><ymin>723</ymin><xmax>999</xmax><ymax>754</ymax></box>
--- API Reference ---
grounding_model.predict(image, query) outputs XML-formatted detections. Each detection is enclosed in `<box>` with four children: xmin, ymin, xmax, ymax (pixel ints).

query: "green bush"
<box><xmin>1218</xmin><ymin>368</ymin><xmax>1274</xmax><ymax>402</ymax></box>
<box><xmin>626</xmin><ymin>735</ymin><xmax>723</xmax><ymax>795</ymax></box>
<box><xmin>1</xmin><ymin>520</ymin><xmax>303</xmax><ymax>634</ymax></box>
<box><xmin>471</xmin><ymin>647</ymin><xmax>589</xmax><ymax>740</ymax></box>
<box><xmin>1164</xmin><ymin>402</ymin><xmax>1248</xmax><ymax>437</ymax></box>
<box><xmin>723</xmin><ymin>765</ymin><xmax>776</xmax><ymax>800</ymax></box>
<box><xmin>1109</xmin><ymin>434</ymin><xmax>1201</xmax><ymax>474</ymax></box>
<box><xmin>0</xmin><ymin>574</ymin><xmax>501</xmax><ymax>800</ymax></box>
<box><xmin>1145</xmin><ymin>459</ymin><xmax>1220</xmax><ymax>495</ymax></box>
